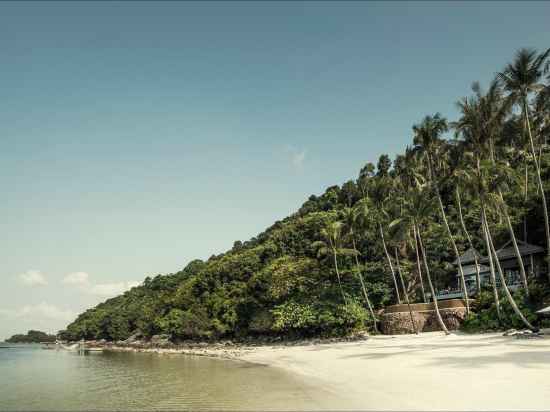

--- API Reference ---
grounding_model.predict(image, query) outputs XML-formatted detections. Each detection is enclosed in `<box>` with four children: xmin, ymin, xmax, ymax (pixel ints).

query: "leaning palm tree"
<box><xmin>483</xmin><ymin>207</ymin><xmax>536</xmax><ymax>331</ymax></box>
<box><xmin>413</xmin><ymin>114</ymin><xmax>470</xmax><ymax>315</ymax></box>
<box><xmin>462</xmin><ymin>157</ymin><xmax>536</xmax><ymax>327</ymax></box>
<box><xmin>393</xmin><ymin>247</ymin><xmax>419</xmax><ymax>334</ymax></box>
<box><xmin>498</xmin><ymin>48</ymin><xmax>550</xmax><ymax>276</ymax></box>
<box><xmin>313</xmin><ymin>220</ymin><xmax>352</xmax><ymax>305</ymax></box>
<box><xmin>362</xmin><ymin>180</ymin><xmax>403</xmax><ymax>304</ymax></box>
<box><xmin>445</xmin><ymin>141</ymin><xmax>482</xmax><ymax>293</ymax></box>
<box><xmin>341</xmin><ymin>207</ymin><xmax>378</xmax><ymax>331</ymax></box>
<box><xmin>453</xmin><ymin>81</ymin><xmax>530</xmax><ymax>292</ymax></box>
<box><xmin>391</xmin><ymin>176</ymin><xmax>450</xmax><ymax>334</ymax></box>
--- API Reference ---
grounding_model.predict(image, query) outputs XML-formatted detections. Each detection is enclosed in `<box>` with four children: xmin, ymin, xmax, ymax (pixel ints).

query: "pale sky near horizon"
<box><xmin>1</xmin><ymin>1</ymin><xmax>549</xmax><ymax>340</ymax></box>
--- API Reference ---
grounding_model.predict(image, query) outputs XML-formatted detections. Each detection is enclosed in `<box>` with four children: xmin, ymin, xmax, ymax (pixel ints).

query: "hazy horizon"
<box><xmin>1</xmin><ymin>1</ymin><xmax>549</xmax><ymax>340</ymax></box>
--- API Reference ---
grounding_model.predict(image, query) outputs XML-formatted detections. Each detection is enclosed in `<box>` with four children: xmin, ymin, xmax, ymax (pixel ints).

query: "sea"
<box><xmin>0</xmin><ymin>343</ymin><xmax>342</xmax><ymax>411</ymax></box>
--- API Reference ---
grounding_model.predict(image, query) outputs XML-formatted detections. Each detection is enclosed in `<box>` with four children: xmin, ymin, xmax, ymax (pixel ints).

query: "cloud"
<box><xmin>18</xmin><ymin>270</ymin><xmax>47</xmax><ymax>286</ymax></box>
<box><xmin>285</xmin><ymin>145</ymin><xmax>306</xmax><ymax>168</ymax></box>
<box><xmin>0</xmin><ymin>302</ymin><xmax>75</xmax><ymax>322</ymax></box>
<box><xmin>89</xmin><ymin>281</ymin><xmax>140</xmax><ymax>297</ymax></box>
<box><xmin>62</xmin><ymin>271</ymin><xmax>90</xmax><ymax>286</ymax></box>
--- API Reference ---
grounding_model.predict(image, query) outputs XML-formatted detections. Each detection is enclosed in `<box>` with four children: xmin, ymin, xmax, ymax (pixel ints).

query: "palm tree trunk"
<box><xmin>498</xmin><ymin>197</ymin><xmax>529</xmax><ymax>293</ymax></box>
<box><xmin>524</xmin><ymin>101</ymin><xmax>550</xmax><ymax>279</ymax></box>
<box><xmin>379</xmin><ymin>223</ymin><xmax>401</xmax><ymax>304</ymax></box>
<box><xmin>436</xmin><ymin>192</ymin><xmax>470</xmax><ymax>315</ymax></box>
<box><xmin>483</xmin><ymin>214</ymin><xmax>536</xmax><ymax>331</ymax></box>
<box><xmin>413</xmin><ymin>225</ymin><xmax>427</xmax><ymax>303</ymax></box>
<box><xmin>394</xmin><ymin>248</ymin><xmax>419</xmax><ymax>334</ymax></box>
<box><xmin>481</xmin><ymin>205</ymin><xmax>501</xmax><ymax>319</ymax></box>
<box><xmin>351</xmin><ymin>233</ymin><xmax>378</xmax><ymax>332</ymax></box>
<box><xmin>415</xmin><ymin>222</ymin><xmax>450</xmax><ymax>335</ymax></box>
<box><xmin>332</xmin><ymin>251</ymin><xmax>347</xmax><ymax>305</ymax></box>
<box><xmin>523</xmin><ymin>159</ymin><xmax>529</xmax><ymax>243</ymax></box>
<box><xmin>456</xmin><ymin>187</ymin><xmax>481</xmax><ymax>292</ymax></box>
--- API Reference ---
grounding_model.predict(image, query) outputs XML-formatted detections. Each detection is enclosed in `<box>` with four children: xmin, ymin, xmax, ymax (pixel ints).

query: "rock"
<box><xmin>124</xmin><ymin>331</ymin><xmax>143</xmax><ymax>344</ymax></box>
<box><xmin>150</xmin><ymin>334</ymin><xmax>171</xmax><ymax>346</ymax></box>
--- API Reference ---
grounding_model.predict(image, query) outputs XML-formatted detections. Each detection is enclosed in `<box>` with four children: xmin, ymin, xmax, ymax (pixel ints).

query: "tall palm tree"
<box><xmin>313</xmin><ymin>221</ymin><xmax>351</xmax><ymax>305</ymax></box>
<box><xmin>391</xmin><ymin>176</ymin><xmax>450</xmax><ymax>334</ymax></box>
<box><xmin>498</xmin><ymin>48</ymin><xmax>550</xmax><ymax>276</ymax></box>
<box><xmin>461</xmin><ymin>157</ymin><xmax>536</xmax><ymax>324</ymax></box>
<box><xmin>413</xmin><ymin>114</ymin><xmax>470</xmax><ymax>315</ymax></box>
<box><xmin>454</xmin><ymin>81</ymin><xmax>531</xmax><ymax>292</ymax></box>
<box><xmin>393</xmin><ymin>247</ymin><xmax>419</xmax><ymax>334</ymax></box>
<box><xmin>341</xmin><ymin>207</ymin><xmax>378</xmax><ymax>332</ymax></box>
<box><xmin>446</xmin><ymin>141</ymin><xmax>482</xmax><ymax>293</ymax></box>
<box><xmin>364</xmin><ymin>180</ymin><xmax>403</xmax><ymax>304</ymax></box>
<box><xmin>416</xmin><ymin>221</ymin><xmax>450</xmax><ymax>335</ymax></box>
<box><xmin>483</xmin><ymin>206</ymin><xmax>536</xmax><ymax>331</ymax></box>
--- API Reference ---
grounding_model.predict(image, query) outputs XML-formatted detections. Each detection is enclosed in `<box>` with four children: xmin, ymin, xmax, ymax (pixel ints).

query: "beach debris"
<box><xmin>503</xmin><ymin>329</ymin><xmax>544</xmax><ymax>339</ymax></box>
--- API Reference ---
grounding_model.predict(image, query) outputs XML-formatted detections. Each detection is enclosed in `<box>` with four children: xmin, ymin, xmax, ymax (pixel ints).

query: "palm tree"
<box><xmin>413</xmin><ymin>114</ymin><xmax>470</xmax><ymax>315</ymax></box>
<box><xmin>393</xmin><ymin>247</ymin><xmax>419</xmax><ymax>334</ymax></box>
<box><xmin>363</xmin><ymin>180</ymin><xmax>403</xmax><ymax>304</ymax></box>
<box><xmin>391</xmin><ymin>176</ymin><xmax>450</xmax><ymax>334</ymax></box>
<box><xmin>341</xmin><ymin>207</ymin><xmax>378</xmax><ymax>332</ymax></box>
<box><xmin>454</xmin><ymin>81</ymin><xmax>531</xmax><ymax>292</ymax></box>
<box><xmin>313</xmin><ymin>221</ymin><xmax>351</xmax><ymax>305</ymax></box>
<box><xmin>415</xmin><ymin>221</ymin><xmax>450</xmax><ymax>335</ymax></box>
<box><xmin>498</xmin><ymin>48</ymin><xmax>550</xmax><ymax>276</ymax></box>
<box><xmin>445</xmin><ymin>141</ymin><xmax>483</xmax><ymax>293</ymax></box>
<box><xmin>458</xmin><ymin>157</ymin><xmax>504</xmax><ymax>317</ymax></box>
<box><xmin>483</xmin><ymin>206</ymin><xmax>536</xmax><ymax>331</ymax></box>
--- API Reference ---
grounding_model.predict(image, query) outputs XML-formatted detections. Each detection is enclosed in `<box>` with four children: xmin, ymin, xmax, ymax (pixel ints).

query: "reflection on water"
<box><xmin>0</xmin><ymin>345</ymin><xmax>344</xmax><ymax>410</ymax></box>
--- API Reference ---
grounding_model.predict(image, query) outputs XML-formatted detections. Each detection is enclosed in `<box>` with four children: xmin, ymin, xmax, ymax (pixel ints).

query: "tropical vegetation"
<box><xmin>62</xmin><ymin>48</ymin><xmax>550</xmax><ymax>341</ymax></box>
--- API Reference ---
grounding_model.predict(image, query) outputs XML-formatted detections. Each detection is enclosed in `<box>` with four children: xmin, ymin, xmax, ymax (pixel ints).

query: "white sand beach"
<box><xmin>240</xmin><ymin>331</ymin><xmax>550</xmax><ymax>410</ymax></box>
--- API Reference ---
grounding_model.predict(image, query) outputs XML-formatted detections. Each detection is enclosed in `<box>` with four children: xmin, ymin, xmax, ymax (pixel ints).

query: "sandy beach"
<box><xmin>237</xmin><ymin>331</ymin><xmax>550</xmax><ymax>410</ymax></box>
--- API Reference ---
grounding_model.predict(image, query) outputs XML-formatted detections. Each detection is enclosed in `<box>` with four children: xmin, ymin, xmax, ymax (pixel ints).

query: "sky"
<box><xmin>1</xmin><ymin>1</ymin><xmax>549</xmax><ymax>340</ymax></box>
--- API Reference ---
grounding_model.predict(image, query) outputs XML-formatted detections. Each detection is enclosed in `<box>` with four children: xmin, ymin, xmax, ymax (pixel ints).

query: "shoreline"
<box><xmin>95</xmin><ymin>331</ymin><xmax>550</xmax><ymax>410</ymax></box>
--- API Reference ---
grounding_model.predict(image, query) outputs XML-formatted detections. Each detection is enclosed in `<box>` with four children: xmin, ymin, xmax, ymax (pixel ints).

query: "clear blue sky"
<box><xmin>1</xmin><ymin>1</ymin><xmax>549</xmax><ymax>339</ymax></box>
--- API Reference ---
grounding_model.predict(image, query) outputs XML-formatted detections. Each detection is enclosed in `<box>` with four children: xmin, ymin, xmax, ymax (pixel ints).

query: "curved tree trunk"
<box><xmin>350</xmin><ymin>233</ymin><xmax>378</xmax><ymax>332</ymax></box>
<box><xmin>498</xmin><ymin>197</ymin><xmax>529</xmax><ymax>293</ymax></box>
<box><xmin>413</xmin><ymin>225</ymin><xmax>427</xmax><ymax>303</ymax></box>
<box><xmin>481</xmin><ymin>206</ymin><xmax>502</xmax><ymax>319</ymax></box>
<box><xmin>379</xmin><ymin>223</ymin><xmax>401</xmax><ymax>304</ymax></box>
<box><xmin>456</xmin><ymin>187</ymin><xmax>481</xmax><ymax>292</ymax></box>
<box><xmin>484</xmin><ymin>215</ymin><xmax>536</xmax><ymax>331</ymax></box>
<box><xmin>523</xmin><ymin>158</ymin><xmax>529</xmax><ymax>243</ymax></box>
<box><xmin>394</xmin><ymin>248</ymin><xmax>419</xmax><ymax>334</ymax></box>
<box><xmin>332</xmin><ymin>251</ymin><xmax>347</xmax><ymax>305</ymax></box>
<box><xmin>436</xmin><ymin>193</ymin><xmax>470</xmax><ymax>315</ymax></box>
<box><xmin>524</xmin><ymin>102</ymin><xmax>550</xmax><ymax>279</ymax></box>
<box><xmin>415</xmin><ymin>223</ymin><xmax>450</xmax><ymax>335</ymax></box>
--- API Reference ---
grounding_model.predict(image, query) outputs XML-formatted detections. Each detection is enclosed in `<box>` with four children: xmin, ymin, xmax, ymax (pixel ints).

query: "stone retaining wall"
<box><xmin>380</xmin><ymin>300</ymin><xmax>468</xmax><ymax>334</ymax></box>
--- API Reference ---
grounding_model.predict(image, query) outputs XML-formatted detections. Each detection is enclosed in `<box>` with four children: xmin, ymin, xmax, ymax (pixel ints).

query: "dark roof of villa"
<box><xmin>479</xmin><ymin>241</ymin><xmax>544</xmax><ymax>264</ymax></box>
<box><xmin>454</xmin><ymin>242</ymin><xmax>544</xmax><ymax>266</ymax></box>
<box><xmin>453</xmin><ymin>248</ymin><xmax>481</xmax><ymax>265</ymax></box>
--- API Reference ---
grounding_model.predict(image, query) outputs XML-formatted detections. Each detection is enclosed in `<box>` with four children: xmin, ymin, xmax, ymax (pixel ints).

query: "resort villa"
<box><xmin>434</xmin><ymin>241</ymin><xmax>546</xmax><ymax>301</ymax></box>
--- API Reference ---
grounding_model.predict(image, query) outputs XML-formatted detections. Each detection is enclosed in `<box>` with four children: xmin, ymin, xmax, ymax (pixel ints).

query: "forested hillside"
<box><xmin>62</xmin><ymin>48</ymin><xmax>550</xmax><ymax>341</ymax></box>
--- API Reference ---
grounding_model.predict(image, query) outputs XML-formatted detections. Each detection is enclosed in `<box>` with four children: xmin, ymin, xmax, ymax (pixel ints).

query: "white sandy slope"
<box><xmin>240</xmin><ymin>331</ymin><xmax>550</xmax><ymax>410</ymax></box>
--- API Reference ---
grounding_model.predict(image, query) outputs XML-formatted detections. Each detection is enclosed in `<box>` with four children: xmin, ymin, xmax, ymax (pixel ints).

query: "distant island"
<box><xmin>5</xmin><ymin>330</ymin><xmax>56</xmax><ymax>343</ymax></box>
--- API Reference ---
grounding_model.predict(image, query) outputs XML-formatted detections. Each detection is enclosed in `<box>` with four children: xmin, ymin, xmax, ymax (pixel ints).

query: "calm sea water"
<box><xmin>0</xmin><ymin>344</ymin><xmax>343</xmax><ymax>411</ymax></box>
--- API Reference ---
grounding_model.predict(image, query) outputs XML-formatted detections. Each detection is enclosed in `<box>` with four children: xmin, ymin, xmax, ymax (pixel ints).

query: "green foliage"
<box><xmin>271</xmin><ymin>300</ymin><xmax>369</xmax><ymax>336</ymax></box>
<box><xmin>5</xmin><ymin>330</ymin><xmax>56</xmax><ymax>343</ymax></box>
<box><xmin>461</xmin><ymin>288</ymin><xmax>543</xmax><ymax>333</ymax></box>
<box><xmin>63</xmin><ymin>47</ymin><xmax>550</xmax><ymax>341</ymax></box>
